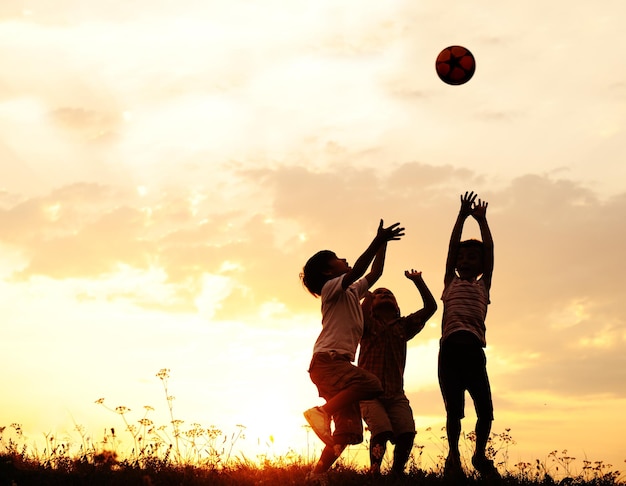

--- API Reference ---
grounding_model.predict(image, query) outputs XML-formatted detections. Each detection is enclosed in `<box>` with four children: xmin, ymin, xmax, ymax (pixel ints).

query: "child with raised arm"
<box><xmin>300</xmin><ymin>219</ymin><xmax>405</xmax><ymax>484</ymax></box>
<box><xmin>358</xmin><ymin>269</ymin><xmax>437</xmax><ymax>478</ymax></box>
<box><xmin>439</xmin><ymin>191</ymin><xmax>499</xmax><ymax>481</ymax></box>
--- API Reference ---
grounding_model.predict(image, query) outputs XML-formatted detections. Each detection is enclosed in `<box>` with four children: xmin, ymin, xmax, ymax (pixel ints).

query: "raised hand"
<box><xmin>404</xmin><ymin>269</ymin><xmax>423</xmax><ymax>281</ymax></box>
<box><xmin>459</xmin><ymin>191</ymin><xmax>478</xmax><ymax>217</ymax></box>
<box><xmin>472</xmin><ymin>198</ymin><xmax>488</xmax><ymax>220</ymax></box>
<box><xmin>376</xmin><ymin>219</ymin><xmax>405</xmax><ymax>242</ymax></box>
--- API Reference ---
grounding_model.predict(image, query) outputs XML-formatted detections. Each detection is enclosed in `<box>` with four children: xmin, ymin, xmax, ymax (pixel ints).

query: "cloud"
<box><xmin>2</xmin><ymin>164</ymin><xmax>623</xmax><ymax>348</ymax></box>
<box><xmin>50</xmin><ymin>107</ymin><xmax>122</xmax><ymax>143</ymax></box>
<box><xmin>483</xmin><ymin>177</ymin><xmax>626</xmax><ymax>398</ymax></box>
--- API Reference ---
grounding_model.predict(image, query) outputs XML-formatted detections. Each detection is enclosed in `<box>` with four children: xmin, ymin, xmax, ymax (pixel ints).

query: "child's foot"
<box><xmin>472</xmin><ymin>454</ymin><xmax>501</xmax><ymax>479</ymax></box>
<box><xmin>390</xmin><ymin>468</ymin><xmax>407</xmax><ymax>480</ymax></box>
<box><xmin>303</xmin><ymin>406</ymin><xmax>333</xmax><ymax>446</ymax></box>
<box><xmin>305</xmin><ymin>470</ymin><xmax>329</xmax><ymax>486</ymax></box>
<box><xmin>443</xmin><ymin>453</ymin><xmax>466</xmax><ymax>482</ymax></box>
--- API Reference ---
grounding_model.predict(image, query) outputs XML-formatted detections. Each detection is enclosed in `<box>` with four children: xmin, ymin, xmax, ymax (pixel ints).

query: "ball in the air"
<box><xmin>436</xmin><ymin>45</ymin><xmax>476</xmax><ymax>85</ymax></box>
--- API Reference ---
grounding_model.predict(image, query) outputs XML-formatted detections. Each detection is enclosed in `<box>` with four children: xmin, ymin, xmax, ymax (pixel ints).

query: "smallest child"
<box><xmin>301</xmin><ymin>219</ymin><xmax>404</xmax><ymax>483</ymax></box>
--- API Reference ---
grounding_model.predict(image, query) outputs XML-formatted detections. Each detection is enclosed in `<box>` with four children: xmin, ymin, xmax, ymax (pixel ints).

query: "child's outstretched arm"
<box><xmin>404</xmin><ymin>269</ymin><xmax>438</xmax><ymax>338</ymax></box>
<box><xmin>364</xmin><ymin>242</ymin><xmax>387</xmax><ymax>288</ymax></box>
<box><xmin>342</xmin><ymin>219</ymin><xmax>404</xmax><ymax>290</ymax></box>
<box><xmin>361</xmin><ymin>290</ymin><xmax>374</xmax><ymax>318</ymax></box>
<box><xmin>444</xmin><ymin>191</ymin><xmax>477</xmax><ymax>287</ymax></box>
<box><xmin>472</xmin><ymin>198</ymin><xmax>494</xmax><ymax>291</ymax></box>
<box><xmin>406</xmin><ymin>269</ymin><xmax>438</xmax><ymax>319</ymax></box>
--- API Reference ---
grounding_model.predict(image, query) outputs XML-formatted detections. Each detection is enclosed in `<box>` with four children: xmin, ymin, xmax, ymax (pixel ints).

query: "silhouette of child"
<box><xmin>439</xmin><ymin>191</ymin><xmax>500</xmax><ymax>481</ymax></box>
<box><xmin>300</xmin><ymin>219</ymin><xmax>404</xmax><ymax>483</ymax></box>
<box><xmin>358</xmin><ymin>269</ymin><xmax>437</xmax><ymax>477</ymax></box>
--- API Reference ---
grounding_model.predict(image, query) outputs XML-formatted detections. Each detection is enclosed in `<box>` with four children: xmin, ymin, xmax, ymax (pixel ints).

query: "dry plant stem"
<box><xmin>157</xmin><ymin>368</ymin><xmax>183</xmax><ymax>464</ymax></box>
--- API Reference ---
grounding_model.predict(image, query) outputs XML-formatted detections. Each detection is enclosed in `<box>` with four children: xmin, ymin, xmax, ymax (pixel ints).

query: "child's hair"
<box><xmin>457</xmin><ymin>239</ymin><xmax>485</xmax><ymax>268</ymax></box>
<box><xmin>300</xmin><ymin>250</ymin><xmax>336</xmax><ymax>297</ymax></box>
<box><xmin>459</xmin><ymin>239</ymin><xmax>484</xmax><ymax>255</ymax></box>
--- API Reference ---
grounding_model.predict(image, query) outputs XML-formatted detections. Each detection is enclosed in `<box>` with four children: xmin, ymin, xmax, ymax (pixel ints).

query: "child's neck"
<box><xmin>373</xmin><ymin>308</ymin><xmax>398</xmax><ymax>322</ymax></box>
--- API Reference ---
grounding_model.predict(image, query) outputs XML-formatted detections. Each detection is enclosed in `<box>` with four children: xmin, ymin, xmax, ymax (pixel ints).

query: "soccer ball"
<box><xmin>436</xmin><ymin>45</ymin><xmax>476</xmax><ymax>85</ymax></box>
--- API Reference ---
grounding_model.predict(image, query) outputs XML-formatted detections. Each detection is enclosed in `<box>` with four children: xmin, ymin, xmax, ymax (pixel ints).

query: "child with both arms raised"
<box><xmin>300</xmin><ymin>219</ymin><xmax>404</xmax><ymax>483</ymax></box>
<box><xmin>440</xmin><ymin>191</ymin><xmax>500</xmax><ymax>481</ymax></box>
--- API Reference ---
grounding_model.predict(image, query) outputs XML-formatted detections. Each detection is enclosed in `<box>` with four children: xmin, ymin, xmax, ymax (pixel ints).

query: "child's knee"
<box><xmin>332</xmin><ymin>443</ymin><xmax>347</xmax><ymax>457</ymax></box>
<box><xmin>476</xmin><ymin>404</ymin><xmax>494</xmax><ymax>422</ymax></box>
<box><xmin>394</xmin><ymin>431</ymin><xmax>416</xmax><ymax>447</ymax></box>
<box><xmin>367</xmin><ymin>376</ymin><xmax>384</xmax><ymax>397</ymax></box>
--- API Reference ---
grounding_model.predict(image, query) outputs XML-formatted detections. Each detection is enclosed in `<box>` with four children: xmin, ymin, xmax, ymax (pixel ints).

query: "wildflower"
<box><xmin>156</xmin><ymin>369</ymin><xmax>170</xmax><ymax>380</ymax></box>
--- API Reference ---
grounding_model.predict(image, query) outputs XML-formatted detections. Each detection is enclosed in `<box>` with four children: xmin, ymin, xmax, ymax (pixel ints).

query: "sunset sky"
<box><xmin>0</xmin><ymin>0</ymin><xmax>625</xmax><ymax>470</ymax></box>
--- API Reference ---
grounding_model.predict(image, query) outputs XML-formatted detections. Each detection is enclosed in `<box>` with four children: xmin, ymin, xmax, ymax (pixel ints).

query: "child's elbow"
<box><xmin>426</xmin><ymin>302</ymin><xmax>438</xmax><ymax>317</ymax></box>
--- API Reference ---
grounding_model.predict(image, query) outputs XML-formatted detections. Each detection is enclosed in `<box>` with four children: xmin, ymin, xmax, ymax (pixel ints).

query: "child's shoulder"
<box><xmin>321</xmin><ymin>274</ymin><xmax>344</xmax><ymax>294</ymax></box>
<box><xmin>443</xmin><ymin>276</ymin><xmax>485</xmax><ymax>294</ymax></box>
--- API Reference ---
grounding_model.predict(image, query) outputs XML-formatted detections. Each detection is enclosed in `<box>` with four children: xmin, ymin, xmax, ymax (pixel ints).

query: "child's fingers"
<box><xmin>404</xmin><ymin>269</ymin><xmax>423</xmax><ymax>277</ymax></box>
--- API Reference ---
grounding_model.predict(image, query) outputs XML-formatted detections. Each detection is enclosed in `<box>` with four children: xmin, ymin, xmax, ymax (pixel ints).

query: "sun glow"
<box><xmin>1</xmin><ymin>0</ymin><xmax>625</xmax><ymax>476</ymax></box>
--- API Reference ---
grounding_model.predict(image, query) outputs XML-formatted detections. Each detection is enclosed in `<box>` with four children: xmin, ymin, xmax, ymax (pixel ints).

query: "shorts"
<box><xmin>438</xmin><ymin>331</ymin><xmax>494</xmax><ymax>421</ymax></box>
<box><xmin>360</xmin><ymin>393</ymin><xmax>416</xmax><ymax>439</ymax></box>
<box><xmin>309</xmin><ymin>351</ymin><xmax>383</xmax><ymax>444</ymax></box>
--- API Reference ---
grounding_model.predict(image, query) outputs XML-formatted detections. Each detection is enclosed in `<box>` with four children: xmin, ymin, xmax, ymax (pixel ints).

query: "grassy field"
<box><xmin>1</xmin><ymin>370</ymin><xmax>622</xmax><ymax>485</ymax></box>
<box><xmin>2</xmin><ymin>419</ymin><xmax>623</xmax><ymax>486</ymax></box>
<box><xmin>0</xmin><ymin>452</ymin><xmax>623</xmax><ymax>485</ymax></box>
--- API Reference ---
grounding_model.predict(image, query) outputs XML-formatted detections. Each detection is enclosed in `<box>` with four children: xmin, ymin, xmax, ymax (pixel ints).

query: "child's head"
<box><xmin>371</xmin><ymin>287</ymin><xmax>401</xmax><ymax>318</ymax></box>
<box><xmin>456</xmin><ymin>239</ymin><xmax>485</xmax><ymax>279</ymax></box>
<box><xmin>300</xmin><ymin>250</ymin><xmax>350</xmax><ymax>297</ymax></box>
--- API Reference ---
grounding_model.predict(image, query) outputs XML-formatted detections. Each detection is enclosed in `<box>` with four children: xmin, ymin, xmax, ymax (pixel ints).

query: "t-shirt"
<box><xmin>312</xmin><ymin>274</ymin><xmax>370</xmax><ymax>361</ymax></box>
<box><xmin>358</xmin><ymin>311</ymin><xmax>425</xmax><ymax>397</ymax></box>
<box><xmin>441</xmin><ymin>276</ymin><xmax>489</xmax><ymax>346</ymax></box>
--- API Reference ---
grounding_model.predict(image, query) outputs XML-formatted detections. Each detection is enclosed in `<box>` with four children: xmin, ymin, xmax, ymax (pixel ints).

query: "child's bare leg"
<box><xmin>312</xmin><ymin>443</ymin><xmax>347</xmax><ymax>474</ymax></box>
<box><xmin>471</xmin><ymin>417</ymin><xmax>500</xmax><ymax>478</ymax></box>
<box><xmin>474</xmin><ymin>417</ymin><xmax>492</xmax><ymax>459</ymax></box>
<box><xmin>323</xmin><ymin>381</ymin><xmax>381</xmax><ymax>416</ymax></box>
<box><xmin>369</xmin><ymin>432</ymin><xmax>393</xmax><ymax>474</ymax></box>
<box><xmin>446</xmin><ymin>416</ymin><xmax>461</xmax><ymax>458</ymax></box>
<box><xmin>443</xmin><ymin>416</ymin><xmax>465</xmax><ymax>479</ymax></box>
<box><xmin>391</xmin><ymin>431</ymin><xmax>415</xmax><ymax>475</ymax></box>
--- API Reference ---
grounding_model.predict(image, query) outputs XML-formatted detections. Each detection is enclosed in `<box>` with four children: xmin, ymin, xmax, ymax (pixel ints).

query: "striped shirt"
<box><xmin>441</xmin><ymin>276</ymin><xmax>490</xmax><ymax>347</ymax></box>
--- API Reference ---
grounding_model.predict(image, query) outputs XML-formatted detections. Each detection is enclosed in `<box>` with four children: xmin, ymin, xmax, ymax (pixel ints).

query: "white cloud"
<box><xmin>194</xmin><ymin>273</ymin><xmax>235</xmax><ymax>319</ymax></box>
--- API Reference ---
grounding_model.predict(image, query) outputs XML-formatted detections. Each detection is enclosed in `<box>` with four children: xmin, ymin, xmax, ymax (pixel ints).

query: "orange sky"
<box><xmin>0</xmin><ymin>0</ymin><xmax>625</xmax><ymax>472</ymax></box>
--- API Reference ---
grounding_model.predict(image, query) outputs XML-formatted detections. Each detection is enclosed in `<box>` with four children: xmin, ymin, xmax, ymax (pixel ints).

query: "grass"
<box><xmin>1</xmin><ymin>369</ymin><xmax>623</xmax><ymax>485</ymax></box>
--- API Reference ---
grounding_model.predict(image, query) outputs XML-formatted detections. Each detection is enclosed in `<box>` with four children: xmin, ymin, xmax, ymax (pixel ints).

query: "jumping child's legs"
<box><xmin>438</xmin><ymin>336</ymin><xmax>468</xmax><ymax>480</ymax></box>
<box><xmin>311</xmin><ymin>401</ymin><xmax>362</xmax><ymax>475</ymax></box>
<box><xmin>311</xmin><ymin>443</ymin><xmax>347</xmax><ymax>475</ymax></box>
<box><xmin>321</xmin><ymin>370</ymin><xmax>382</xmax><ymax>416</ymax></box>
<box><xmin>391</xmin><ymin>431</ymin><xmax>416</xmax><ymax>475</ymax></box>
<box><xmin>445</xmin><ymin>415</ymin><xmax>462</xmax><ymax>457</ymax></box>
<box><xmin>467</xmin><ymin>352</ymin><xmax>498</xmax><ymax>477</ymax></box>
<box><xmin>306</xmin><ymin>352</ymin><xmax>382</xmax><ymax>447</ymax></box>
<box><xmin>369</xmin><ymin>431</ymin><xmax>393</xmax><ymax>474</ymax></box>
<box><xmin>438</xmin><ymin>345</ymin><xmax>465</xmax><ymax>460</ymax></box>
